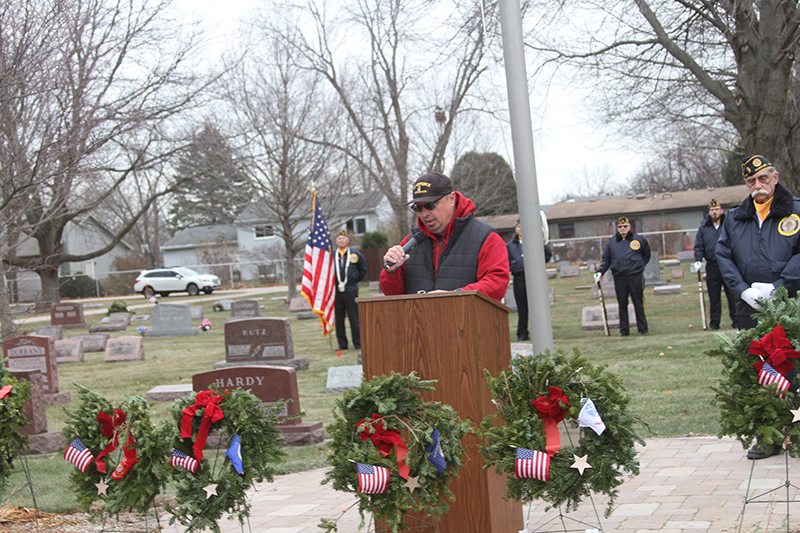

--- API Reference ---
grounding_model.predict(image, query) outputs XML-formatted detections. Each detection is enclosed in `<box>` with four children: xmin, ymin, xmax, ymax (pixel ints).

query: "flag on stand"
<box><xmin>301</xmin><ymin>191</ymin><xmax>335</xmax><ymax>336</ymax></box>
<box><xmin>515</xmin><ymin>447</ymin><xmax>550</xmax><ymax>481</ymax></box>
<box><xmin>226</xmin><ymin>434</ymin><xmax>244</xmax><ymax>474</ymax></box>
<box><xmin>171</xmin><ymin>449</ymin><xmax>199</xmax><ymax>474</ymax></box>
<box><xmin>757</xmin><ymin>362</ymin><xmax>791</xmax><ymax>399</ymax></box>
<box><xmin>356</xmin><ymin>463</ymin><xmax>390</xmax><ymax>494</ymax></box>
<box><xmin>64</xmin><ymin>437</ymin><xmax>95</xmax><ymax>473</ymax></box>
<box><xmin>425</xmin><ymin>428</ymin><xmax>447</xmax><ymax>473</ymax></box>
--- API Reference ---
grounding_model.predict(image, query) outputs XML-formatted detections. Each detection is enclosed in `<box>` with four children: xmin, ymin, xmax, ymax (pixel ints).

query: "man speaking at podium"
<box><xmin>380</xmin><ymin>172</ymin><xmax>509</xmax><ymax>302</ymax></box>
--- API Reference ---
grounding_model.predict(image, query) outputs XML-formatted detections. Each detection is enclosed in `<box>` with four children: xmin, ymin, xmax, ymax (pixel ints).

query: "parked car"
<box><xmin>133</xmin><ymin>267</ymin><xmax>221</xmax><ymax>297</ymax></box>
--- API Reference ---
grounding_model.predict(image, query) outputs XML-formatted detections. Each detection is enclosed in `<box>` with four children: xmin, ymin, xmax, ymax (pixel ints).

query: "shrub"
<box><xmin>107</xmin><ymin>300</ymin><xmax>131</xmax><ymax>315</ymax></box>
<box><xmin>59</xmin><ymin>272</ymin><xmax>103</xmax><ymax>299</ymax></box>
<box><xmin>360</xmin><ymin>231</ymin><xmax>388</xmax><ymax>250</ymax></box>
<box><xmin>105</xmin><ymin>254</ymin><xmax>147</xmax><ymax>296</ymax></box>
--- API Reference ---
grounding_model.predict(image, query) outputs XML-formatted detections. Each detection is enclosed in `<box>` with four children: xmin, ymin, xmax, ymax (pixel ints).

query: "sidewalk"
<box><xmin>158</xmin><ymin>435</ymin><xmax>800</xmax><ymax>533</ymax></box>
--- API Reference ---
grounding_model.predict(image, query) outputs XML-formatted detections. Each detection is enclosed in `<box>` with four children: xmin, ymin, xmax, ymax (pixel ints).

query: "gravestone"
<box><xmin>217</xmin><ymin>317</ymin><xmax>308</xmax><ymax>371</ymax></box>
<box><xmin>89</xmin><ymin>312</ymin><xmax>131</xmax><ymax>333</ymax></box>
<box><xmin>288</xmin><ymin>298</ymin><xmax>311</xmax><ymax>312</ymax></box>
<box><xmin>190</xmin><ymin>306</ymin><xmax>203</xmax><ymax>321</ymax></box>
<box><xmin>549</xmin><ymin>287</ymin><xmax>556</xmax><ymax>303</ymax></box>
<box><xmin>644</xmin><ymin>251</ymin><xmax>666</xmax><ymax>286</ymax></box>
<box><xmin>35</xmin><ymin>301</ymin><xmax>53</xmax><ymax>314</ymax></box>
<box><xmin>146</xmin><ymin>384</ymin><xmax>193</xmax><ymax>402</ymax></box>
<box><xmin>214</xmin><ymin>299</ymin><xmax>234</xmax><ymax>311</ymax></box>
<box><xmin>588</xmin><ymin>262</ymin><xmax>600</xmax><ymax>273</ymax></box>
<box><xmin>677</xmin><ymin>251</ymin><xmax>695</xmax><ymax>263</ymax></box>
<box><xmin>50</xmin><ymin>302</ymin><xmax>90</xmax><ymax>329</ymax></box>
<box><xmin>671</xmin><ymin>268</ymin><xmax>684</xmax><ymax>279</ymax></box>
<box><xmin>326</xmin><ymin>365</ymin><xmax>363</xmax><ymax>393</ymax></box>
<box><xmin>9</xmin><ymin>370</ymin><xmax>65</xmax><ymax>454</ymax></box>
<box><xmin>368</xmin><ymin>281</ymin><xmax>381</xmax><ymax>292</ymax></box>
<box><xmin>591</xmin><ymin>283</ymin><xmax>617</xmax><ymax>300</ymax></box>
<box><xmin>296</xmin><ymin>311</ymin><xmax>316</xmax><ymax>320</ymax></box>
<box><xmin>581</xmin><ymin>303</ymin><xmax>637</xmax><ymax>331</ymax></box>
<box><xmin>145</xmin><ymin>304</ymin><xmax>199</xmax><ymax>337</ymax></box>
<box><xmin>35</xmin><ymin>325</ymin><xmax>63</xmax><ymax>341</ymax></box>
<box><xmin>55</xmin><ymin>339</ymin><xmax>84</xmax><ymax>363</ymax></box>
<box><xmin>654</xmin><ymin>284</ymin><xmax>683</xmax><ymax>296</ymax></box>
<box><xmin>559</xmin><ymin>265</ymin><xmax>581</xmax><ymax>278</ymax></box>
<box><xmin>67</xmin><ymin>333</ymin><xmax>109</xmax><ymax>352</ymax></box>
<box><xmin>131</xmin><ymin>315</ymin><xmax>150</xmax><ymax>322</ymax></box>
<box><xmin>504</xmin><ymin>288</ymin><xmax>517</xmax><ymax>312</ymax></box>
<box><xmin>193</xmin><ymin>366</ymin><xmax>324</xmax><ymax>445</ymax></box>
<box><xmin>230</xmin><ymin>299</ymin><xmax>261</xmax><ymax>318</ymax></box>
<box><xmin>3</xmin><ymin>335</ymin><xmax>69</xmax><ymax>404</ymax></box>
<box><xmin>105</xmin><ymin>336</ymin><xmax>145</xmax><ymax>362</ymax></box>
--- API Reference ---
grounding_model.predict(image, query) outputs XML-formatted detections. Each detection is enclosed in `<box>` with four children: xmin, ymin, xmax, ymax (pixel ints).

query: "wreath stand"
<box><xmin>368</xmin><ymin>513</ymin><xmax>440</xmax><ymax>532</ymax></box>
<box><xmin>2</xmin><ymin>445</ymin><xmax>41</xmax><ymax>531</ymax></box>
<box><xmin>523</xmin><ymin>495</ymin><xmax>604</xmax><ymax>533</ymax></box>
<box><xmin>96</xmin><ymin>502</ymin><xmax>162</xmax><ymax>533</ymax></box>
<box><xmin>738</xmin><ymin>450</ymin><xmax>800</xmax><ymax>533</ymax></box>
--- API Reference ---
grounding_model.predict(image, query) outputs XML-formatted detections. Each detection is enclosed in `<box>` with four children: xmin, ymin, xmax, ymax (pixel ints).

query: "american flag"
<box><xmin>758</xmin><ymin>362</ymin><xmax>791</xmax><ymax>399</ymax></box>
<box><xmin>64</xmin><ymin>437</ymin><xmax>94</xmax><ymax>473</ymax></box>
<box><xmin>357</xmin><ymin>462</ymin><xmax>389</xmax><ymax>494</ymax></box>
<box><xmin>301</xmin><ymin>191</ymin><xmax>335</xmax><ymax>336</ymax></box>
<box><xmin>171</xmin><ymin>449</ymin><xmax>198</xmax><ymax>474</ymax></box>
<box><xmin>515</xmin><ymin>447</ymin><xmax>550</xmax><ymax>481</ymax></box>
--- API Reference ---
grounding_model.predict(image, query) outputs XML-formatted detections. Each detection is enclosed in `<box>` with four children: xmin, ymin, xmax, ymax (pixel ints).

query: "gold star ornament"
<box><xmin>203</xmin><ymin>483</ymin><xmax>218</xmax><ymax>499</ymax></box>
<box><xmin>95</xmin><ymin>479</ymin><xmax>109</xmax><ymax>496</ymax></box>
<box><xmin>404</xmin><ymin>476</ymin><xmax>421</xmax><ymax>493</ymax></box>
<box><xmin>570</xmin><ymin>454</ymin><xmax>592</xmax><ymax>476</ymax></box>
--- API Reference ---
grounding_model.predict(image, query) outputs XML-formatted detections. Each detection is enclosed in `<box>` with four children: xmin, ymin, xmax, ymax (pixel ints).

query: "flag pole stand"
<box><xmin>738</xmin><ymin>449</ymin><xmax>800</xmax><ymax>533</ymax></box>
<box><xmin>2</xmin><ymin>445</ymin><xmax>41</xmax><ymax>532</ymax></box>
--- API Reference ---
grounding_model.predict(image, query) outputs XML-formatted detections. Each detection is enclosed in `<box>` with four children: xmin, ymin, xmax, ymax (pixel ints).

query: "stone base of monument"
<box><xmin>145</xmin><ymin>328</ymin><xmax>200</xmax><ymax>337</ymax></box>
<box><xmin>60</xmin><ymin>322</ymin><xmax>91</xmax><ymax>329</ymax></box>
<box><xmin>278</xmin><ymin>421</ymin><xmax>324</xmax><ymax>445</ymax></box>
<box><xmin>146</xmin><ymin>384</ymin><xmax>193</xmax><ymax>402</ymax></box>
<box><xmin>25</xmin><ymin>431</ymin><xmax>66</xmax><ymax>455</ymax></box>
<box><xmin>43</xmin><ymin>391</ymin><xmax>71</xmax><ymax>406</ymax></box>
<box><xmin>89</xmin><ymin>324</ymin><xmax>127</xmax><ymax>333</ymax></box>
<box><xmin>296</xmin><ymin>311</ymin><xmax>316</xmax><ymax>320</ymax></box>
<box><xmin>653</xmin><ymin>284</ymin><xmax>683</xmax><ymax>295</ymax></box>
<box><xmin>213</xmin><ymin>358</ymin><xmax>310</xmax><ymax>371</ymax></box>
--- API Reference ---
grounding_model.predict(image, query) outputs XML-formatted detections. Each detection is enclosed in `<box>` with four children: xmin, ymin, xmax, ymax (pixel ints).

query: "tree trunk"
<box><xmin>285</xmin><ymin>240</ymin><xmax>297</xmax><ymax>301</ymax></box>
<box><xmin>38</xmin><ymin>267</ymin><xmax>60</xmax><ymax>304</ymax></box>
<box><xmin>0</xmin><ymin>267</ymin><xmax>15</xmax><ymax>341</ymax></box>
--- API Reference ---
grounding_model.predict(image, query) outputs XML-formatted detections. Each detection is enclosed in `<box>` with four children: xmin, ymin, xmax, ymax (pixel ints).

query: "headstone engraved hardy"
<box><xmin>230</xmin><ymin>299</ymin><xmax>261</xmax><ymax>317</ymax></box>
<box><xmin>145</xmin><ymin>304</ymin><xmax>199</xmax><ymax>337</ymax></box>
<box><xmin>49</xmin><ymin>302</ymin><xmax>90</xmax><ymax>329</ymax></box>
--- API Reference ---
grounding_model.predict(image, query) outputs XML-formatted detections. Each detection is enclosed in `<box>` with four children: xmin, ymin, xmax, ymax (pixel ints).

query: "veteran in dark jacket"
<box><xmin>717</xmin><ymin>155</ymin><xmax>800</xmax><ymax>331</ymax></box>
<box><xmin>693</xmin><ymin>199</ymin><xmax>737</xmax><ymax>330</ymax></box>
<box><xmin>594</xmin><ymin>216</ymin><xmax>651</xmax><ymax>336</ymax></box>
<box><xmin>334</xmin><ymin>230</ymin><xmax>367</xmax><ymax>351</ymax></box>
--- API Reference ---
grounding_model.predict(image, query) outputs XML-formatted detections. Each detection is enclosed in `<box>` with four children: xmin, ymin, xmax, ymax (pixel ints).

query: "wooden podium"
<box><xmin>358</xmin><ymin>291</ymin><xmax>523</xmax><ymax>533</ymax></box>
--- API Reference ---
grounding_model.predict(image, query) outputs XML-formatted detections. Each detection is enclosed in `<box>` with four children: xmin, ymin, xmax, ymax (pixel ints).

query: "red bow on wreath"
<box><xmin>358</xmin><ymin>414</ymin><xmax>410</xmax><ymax>480</ymax></box>
<box><xmin>532</xmin><ymin>387</ymin><xmax>570</xmax><ymax>457</ymax></box>
<box><xmin>95</xmin><ymin>408</ymin><xmax>137</xmax><ymax>475</ymax></box>
<box><xmin>749</xmin><ymin>324</ymin><xmax>800</xmax><ymax>377</ymax></box>
<box><xmin>181</xmin><ymin>390</ymin><xmax>225</xmax><ymax>462</ymax></box>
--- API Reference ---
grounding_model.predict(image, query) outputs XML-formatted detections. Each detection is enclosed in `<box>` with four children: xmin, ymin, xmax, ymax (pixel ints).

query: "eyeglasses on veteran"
<box><xmin>410</xmin><ymin>195</ymin><xmax>446</xmax><ymax>213</ymax></box>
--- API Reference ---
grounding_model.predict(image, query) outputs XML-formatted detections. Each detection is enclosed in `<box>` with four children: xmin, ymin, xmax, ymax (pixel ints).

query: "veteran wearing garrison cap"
<box><xmin>593</xmin><ymin>216</ymin><xmax>651</xmax><ymax>336</ymax></box>
<box><xmin>693</xmin><ymin>199</ymin><xmax>737</xmax><ymax>330</ymax></box>
<box><xmin>333</xmin><ymin>230</ymin><xmax>367</xmax><ymax>352</ymax></box>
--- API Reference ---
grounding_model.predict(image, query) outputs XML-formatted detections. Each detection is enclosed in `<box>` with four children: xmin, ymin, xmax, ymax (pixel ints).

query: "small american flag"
<box><xmin>64</xmin><ymin>437</ymin><xmax>94</xmax><ymax>473</ymax></box>
<box><xmin>171</xmin><ymin>449</ymin><xmax>198</xmax><ymax>474</ymax></box>
<box><xmin>301</xmin><ymin>191</ymin><xmax>335</xmax><ymax>336</ymax></box>
<box><xmin>758</xmin><ymin>362</ymin><xmax>791</xmax><ymax>399</ymax></box>
<box><xmin>357</xmin><ymin>462</ymin><xmax>389</xmax><ymax>494</ymax></box>
<box><xmin>515</xmin><ymin>447</ymin><xmax>550</xmax><ymax>481</ymax></box>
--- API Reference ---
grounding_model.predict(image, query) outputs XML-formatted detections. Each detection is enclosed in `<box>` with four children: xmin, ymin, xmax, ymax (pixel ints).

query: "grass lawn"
<box><xmin>2</xmin><ymin>262</ymin><xmax>737</xmax><ymax>512</ymax></box>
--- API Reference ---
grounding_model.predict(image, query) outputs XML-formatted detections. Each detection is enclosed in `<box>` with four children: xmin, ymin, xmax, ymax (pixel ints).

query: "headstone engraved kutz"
<box><xmin>49</xmin><ymin>302</ymin><xmax>90</xmax><ymax>329</ymax></box>
<box><xmin>217</xmin><ymin>317</ymin><xmax>308</xmax><ymax>371</ymax></box>
<box><xmin>4</xmin><ymin>335</ymin><xmax>70</xmax><ymax>404</ymax></box>
<box><xmin>145</xmin><ymin>304</ymin><xmax>199</xmax><ymax>337</ymax></box>
<box><xmin>230</xmin><ymin>299</ymin><xmax>261</xmax><ymax>318</ymax></box>
<box><xmin>193</xmin><ymin>366</ymin><xmax>323</xmax><ymax>445</ymax></box>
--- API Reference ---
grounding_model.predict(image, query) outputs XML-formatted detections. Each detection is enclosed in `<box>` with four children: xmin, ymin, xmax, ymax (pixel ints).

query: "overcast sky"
<box><xmin>177</xmin><ymin>0</ymin><xmax>640</xmax><ymax>205</ymax></box>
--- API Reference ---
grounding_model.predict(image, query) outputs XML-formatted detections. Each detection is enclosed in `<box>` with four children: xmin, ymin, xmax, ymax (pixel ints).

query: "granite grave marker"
<box><xmin>67</xmin><ymin>333</ymin><xmax>109</xmax><ymax>352</ymax></box>
<box><xmin>230</xmin><ymin>299</ymin><xmax>261</xmax><ymax>318</ymax></box>
<box><xmin>50</xmin><ymin>302</ymin><xmax>90</xmax><ymax>329</ymax></box>
<box><xmin>104</xmin><ymin>336</ymin><xmax>145</xmax><ymax>362</ymax></box>
<box><xmin>55</xmin><ymin>338</ymin><xmax>84</xmax><ymax>363</ymax></box>
<box><xmin>145</xmin><ymin>304</ymin><xmax>199</xmax><ymax>337</ymax></box>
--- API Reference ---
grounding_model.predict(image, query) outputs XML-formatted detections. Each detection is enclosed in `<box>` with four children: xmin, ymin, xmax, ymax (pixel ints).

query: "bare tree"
<box><xmin>557</xmin><ymin>165</ymin><xmax>624</xmax><ymax>201</ymax></box>
<box><xmin>0</xmin><ymin>0</ymin><xmax>211</xmax><ymax>302</ymax></box>
<box><xmin>525</xmin><ymin>0</ymin><xmax>800</xmax><ymax>191</ymax></box>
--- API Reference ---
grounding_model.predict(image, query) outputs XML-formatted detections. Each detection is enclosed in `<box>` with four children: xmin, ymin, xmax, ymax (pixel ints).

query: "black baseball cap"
<box><xmin>406</xmin><ymin>172</ymin><xmax>454</xmax><ymax>205</ymax></box>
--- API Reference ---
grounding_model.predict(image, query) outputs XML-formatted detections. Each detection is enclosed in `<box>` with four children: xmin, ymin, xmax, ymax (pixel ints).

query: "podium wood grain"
<box><xmin>358</xmin><ymin>291</ymin><xmax>523</xmax><ymax>533</ymax></box>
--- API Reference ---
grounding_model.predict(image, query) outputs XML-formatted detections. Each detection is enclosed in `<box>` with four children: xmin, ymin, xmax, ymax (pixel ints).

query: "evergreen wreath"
<box><xmin>480</xmin><ymin>349</ymin><xmax>643</xmax><ymax>516</ymax></box>
<box><xmin>321</xmin><ymin>372</ymin><xmax>472</xmax><ymax>533</ymax></box>
<box><xmin>0</xmin><ymin>365</ymin><xmax>30</xmax><ymax>490</ymax></box>
<box><xmin>166</xmin><ymin>387</ymin><xmax>287</xmax><ymax>533</ymax></box>
<box><xmin>707</xmin><ymin>289</ymin><xmax>800</xmax><ymax>455</ymax></box>
<box><xmin>62</xmin><ymin>385</ymin><xmax>170</xmax><ymax>517</ymax></box>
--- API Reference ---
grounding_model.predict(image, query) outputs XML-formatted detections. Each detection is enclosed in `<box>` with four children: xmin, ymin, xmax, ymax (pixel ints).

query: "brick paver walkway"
<box><xmin>157</xmin><ymin>436</ymin><xmax>799</xmax><ymax>533</ymax></box>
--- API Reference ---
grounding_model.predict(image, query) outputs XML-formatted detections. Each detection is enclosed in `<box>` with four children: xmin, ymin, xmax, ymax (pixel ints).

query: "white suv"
<box><xmin>133</xmin><ymin>268</ymin><xmax>221</xmax><ymax>297</ymax></box>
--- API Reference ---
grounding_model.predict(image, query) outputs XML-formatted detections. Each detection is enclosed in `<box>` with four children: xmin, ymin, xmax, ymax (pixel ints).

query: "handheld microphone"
<box><xmin>383</xmin><ymin>232</ymin><xmax>426</xmax><ymax>271</ymax></box>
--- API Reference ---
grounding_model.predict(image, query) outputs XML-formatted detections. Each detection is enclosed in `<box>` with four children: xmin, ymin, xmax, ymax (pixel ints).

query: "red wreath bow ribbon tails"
<box><xmin>532</xmin><ymin>387</ymin><xmax>570</xmax><ymax>456</ymax></box>
<box><xmin>749</xmin><ymin>324</ymin><xmax>800</xmax><ymax>386</ymax></box>
<box><xmin>181</xmin><ymin>390</ymin><xmax>225</xmax><ymax>462</ymax></box>
<box><xmin>358</xmin><ymin>414</ymin><xmax>410</xmax><ymax>480</ymax></box>
<box><xmin>95</xmin><ymin>408</ymin><xmax>137</xmax><ymax>474</ymax></box>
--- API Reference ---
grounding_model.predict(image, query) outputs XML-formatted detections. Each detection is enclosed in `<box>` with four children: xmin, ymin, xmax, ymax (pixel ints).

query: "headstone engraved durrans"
<box><xmin>3</xmin><ymin>335</ymin><xmax>70</xmax><ymax>404</ymax></box>
<box><xmin>50</xmin><ymin>302</ymin><xmax>90</xmax><ymax>329</ymax></box>
<box><xmin>145</xmin><ymin>304</ymin><xmax>199</xmax><ymax>337</ymax></box>
<box><xmin>216</xmin><ymin>317</ymin><xmax>308</xmax><ymax>371</ymax></box>
<box><xmin>193</xmin><ymin>366</ymin><xmax>324</xmax><ymax>445</ymax></box>
<box><xmin>230</xmin><ymin>299</ymin><xmax>261</xmax><ymax>318</ymax></box>
<box><xmin>105</xmin><ymin>336</ymin><xmax>145</xmax><ymax>362</ymax></box>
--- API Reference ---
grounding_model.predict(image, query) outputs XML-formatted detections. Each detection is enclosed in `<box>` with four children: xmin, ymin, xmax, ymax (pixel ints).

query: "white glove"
<box><xmin>691</xmin><ymin>261</ymin><xmax>702</xmax><ymax>273</ymax></box>
<box><xmin>741</xmin><ymin>287</ymin><xmax>763</xmax><ymax>310</ymax></box>
<box><xmin>593</xmin><ymin>272</ymin><xmax>603</xmax><ymax>283</ymax></box>
<box><xmin>751</xmin><ymin>282</ymin><xmax>776</xmax><ymax>300</ymax></box>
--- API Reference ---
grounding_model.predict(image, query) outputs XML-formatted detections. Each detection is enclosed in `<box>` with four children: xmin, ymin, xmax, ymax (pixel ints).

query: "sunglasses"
<box><xmin>410</xmin><ymin>195</ymin><xmax>446</xmax><ymax>213</ymax></box>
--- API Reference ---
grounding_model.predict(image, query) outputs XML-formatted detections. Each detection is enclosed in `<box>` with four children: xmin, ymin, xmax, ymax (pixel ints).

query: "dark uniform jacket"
<box><xmin>694</xmin><ymin>213</ymin><xmax>726</xmax><ymax>264</ymax></box>
<box><xmin>598</xmin><ymin>231</ymin><xmax>651</xmax><ymax>279</ymax></box>
<box><xmin>507</xmin><ymin>235</ymin><xmax>525</xmax><ymax>278</ymax></box>
<box><xmin>335</xmin><ymin>249</ymin><xmax>367</xmax><ymax>293</ymax></box>
<box><xmin>716</xmin><ymin>183</ymin><xmax>800</xmax><ymax>298</ymax></box>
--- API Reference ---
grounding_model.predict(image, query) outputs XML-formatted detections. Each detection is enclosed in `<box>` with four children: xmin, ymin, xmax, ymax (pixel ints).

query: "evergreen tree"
<box><xmin>450</xmin><ymin>152</ymin><xmax>518</xmax><ymax>217</ymax></box>
<box><xmin>168</xmin><ymin>124</ymin><xmax>250</xmax><ymax>231</ymax></box>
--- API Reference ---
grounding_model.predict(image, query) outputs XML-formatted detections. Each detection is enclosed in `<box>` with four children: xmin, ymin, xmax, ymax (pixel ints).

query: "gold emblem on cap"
<box><xmin>753</xmin><ymin>158</ymin><xmax>762</xmax><ymax>168</ymax></box>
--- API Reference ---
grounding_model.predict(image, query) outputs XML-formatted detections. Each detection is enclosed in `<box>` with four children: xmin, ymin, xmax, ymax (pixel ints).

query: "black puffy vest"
<box><xmin>404</xmin><ymin>214</ymin><xmax>495</xmax><ymax>293</ymax></box>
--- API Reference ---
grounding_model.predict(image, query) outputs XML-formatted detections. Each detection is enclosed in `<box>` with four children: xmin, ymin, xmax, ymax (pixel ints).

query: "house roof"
<box><xmin>161</xmin><ymin>225</ymin><xmax>239</xmax><ymax>250</ymax></box>
<box><xmin>545</xmin><ymin>185</ymin><xmax>749</xmax><ymax>222</ymax></box>
<box><xmin>236</xmin><ymin>191</ymin><xmax>386</xmax><ymax>224</ymax></box>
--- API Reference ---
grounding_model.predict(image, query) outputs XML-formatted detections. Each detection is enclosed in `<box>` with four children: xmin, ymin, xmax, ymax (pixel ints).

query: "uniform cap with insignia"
<box><xmin>406</xmin><ymin>172</ymin><xmax>454</xmax><ymax>205</ymax></box>
<box><xmin>708</xmin><ymin>199</ymin><xmax>721</xmax><ymax>209</ymax></box>
<box><xmin>338</xmin><ymin>230</ymin><xmax>347</xmax><ymax>237</ymax></box>
<box><xmin>742</xmin><ymin>155</ymin><xmax>772</xmax><ymax>179</ymax></box>
<box><xmin>617</xmin><ymin>216</ymin><xmax>629</xmax><ymax>225</ymax></box>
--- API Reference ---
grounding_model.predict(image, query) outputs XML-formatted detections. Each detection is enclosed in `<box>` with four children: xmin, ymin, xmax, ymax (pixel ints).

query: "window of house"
<box><xmin>255</xmin><ymin>225</ymin><xmax>274</xmax><ymax>238</ymax></box>
<box><xmin>346</xmin><ymin>218</ymin><xmax>367</xmax><ymax>235</ymax></box>
<box><xmin>559</xmin><ymin>223</ymin><xmax>574</xmax><ymax>239</ymax></box>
